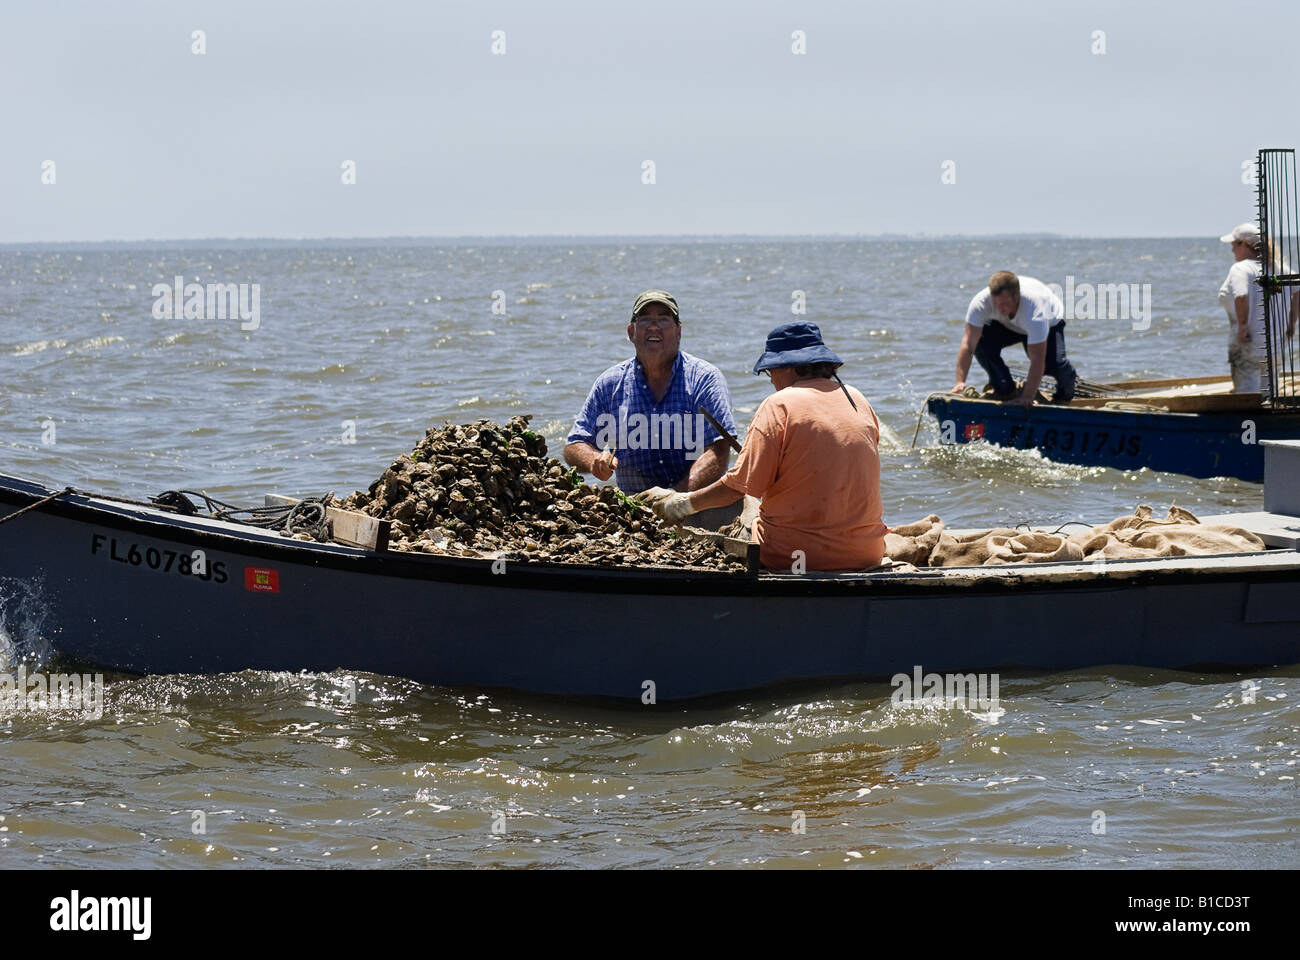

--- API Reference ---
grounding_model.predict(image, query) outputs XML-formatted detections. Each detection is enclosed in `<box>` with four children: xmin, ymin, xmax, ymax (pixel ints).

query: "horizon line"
<box><xmin>0</xmin><ymin>231</ymin><xmax>1232</xmax><ymax>248</ymax></box>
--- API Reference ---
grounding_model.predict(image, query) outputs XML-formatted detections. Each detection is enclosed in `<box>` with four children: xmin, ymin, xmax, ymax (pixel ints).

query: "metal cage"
<box><xmin>1257</xmin><ymin>148</ymin><xmax>1300</xmax><ymax>407</ymax></box>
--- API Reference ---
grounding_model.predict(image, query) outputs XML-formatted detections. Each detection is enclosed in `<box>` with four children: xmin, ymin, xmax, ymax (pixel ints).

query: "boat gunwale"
<box><xmin>3</xmin><ymin>472</ymin><xmax>1297</xmax><ymax>598</ymax></box>
<box><xmin>927</xmin><ymin>393</ymin><xmax>1300</xmax><ymax>422</ymax></box>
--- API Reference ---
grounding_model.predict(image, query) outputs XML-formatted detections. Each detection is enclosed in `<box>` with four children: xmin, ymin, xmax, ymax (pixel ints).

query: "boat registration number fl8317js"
<box><xmin>1006</xmin><ymin>425</ymin><xmax>1143</xmax><ymax>457</ymax></box>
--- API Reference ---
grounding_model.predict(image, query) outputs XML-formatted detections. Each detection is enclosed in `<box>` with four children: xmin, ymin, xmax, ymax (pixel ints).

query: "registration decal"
<box><xmin>244</xmin><ymin>567</ymin><xmax>281</xmax><ymax>594</ymax></box>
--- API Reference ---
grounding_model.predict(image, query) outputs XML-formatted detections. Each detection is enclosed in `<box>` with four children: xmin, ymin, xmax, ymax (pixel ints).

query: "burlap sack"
<box><xmin>928</xmin><ymin>527</ymin><xmax>1022</xmax><ymax>566</ymax></box>
<box><xmin>885</xmin><ymin>504</ymin><xmax>1265</xmax><ymax>568</ymax></box>
<box><xmin>983</xmin><ymin>531</ymin><xmax>1086</xmax><ymax>565</ymax></box>
<box><xmin>1066</xmin><ymin>505</ymin><xmax>1265</xmax><ymax>559</ymax></box>
<box><xmin>884</xmin><ymin>514</ymin><xmax>944</xmax><ymax>565</ymax></box>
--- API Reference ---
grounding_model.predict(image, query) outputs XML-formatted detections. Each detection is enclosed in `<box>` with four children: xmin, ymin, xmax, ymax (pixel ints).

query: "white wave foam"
<box><xmin>12</xmin><ymin>339</ymin><xmax>68</xmax><ymax>356</ymax></box>
<box><xmin>0</xmin><ymin>577</ymin><xmax>54</xmax><ymax>672</ymax></box>
<box><xmin>75</xmin><ymin>335</ymin><xmax>125</xmax><ymax>352</ymax></box>
<box><xmin>920</xmin><ymin>439</ymin><xmax>1107</xmax><ymax>484</ymax></box>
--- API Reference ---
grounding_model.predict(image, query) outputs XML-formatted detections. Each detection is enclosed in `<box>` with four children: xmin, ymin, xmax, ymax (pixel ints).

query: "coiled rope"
<box><xmin>0</xmin><ymin>484</ymin><xmax>333</xmax><ymax>542</ymax></box>
<box><xmin>152</xmin><ymin>490</ymin><xmax>336</xmax><ymax>541</ymax></box>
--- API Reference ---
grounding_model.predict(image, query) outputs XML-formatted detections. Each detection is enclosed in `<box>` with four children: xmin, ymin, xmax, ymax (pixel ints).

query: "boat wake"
<box><xmin>877</xmin><ymin>420</ymin><xmax>906</xmax><ymax>454</ymax></box>
<box><xmin>634</xmin><ymin>693</ymin><xmax>1007</xmax><ymax>773</ymax></box>
<box><xmin>0</xmin><ymin>577</ymin><xmax>54</xmax><ymax>673</ymax></box>
<box><xmin>919</xmin><ymin>438</ymin><xmax>1108</xmax><ymax>485</ymax></box>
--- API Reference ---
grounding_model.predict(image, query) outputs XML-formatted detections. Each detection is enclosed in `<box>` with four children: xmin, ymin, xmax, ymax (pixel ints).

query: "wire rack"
<box><xmin>1257</xmin><ymin>148</ymin><xmax>1300</xmax><ymax>407</ymax></box>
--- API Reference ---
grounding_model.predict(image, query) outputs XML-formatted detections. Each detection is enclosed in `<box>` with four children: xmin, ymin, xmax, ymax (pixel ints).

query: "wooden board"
<box><xmin>264</xmin><ymin>494</ymin><xmax>390</xmax><ymax>552</ymax></box>
<box><xmin>1067</xmin><ymin>397</ymin><xmax>1168</xmax><ymax>411</ymax></box>
<box><xmin>1100</xmin><ymin>374</ymin><xmax>1232</xmax><ymax>391</ymax></box>
<box><xmin>1155</xmin><ymin>393</ymin><xmax>1263</xmax><ymax>412</ymax></box>
<box><xmin>1069</xmin><ymin>394</ymin><xmax>1263</xmax><ymax>413</ymax></box>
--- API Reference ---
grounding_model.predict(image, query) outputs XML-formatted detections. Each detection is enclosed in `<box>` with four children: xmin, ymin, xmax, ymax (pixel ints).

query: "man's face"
<box><xmin>627</xmin><ymin>302</ymin><xmax>681</xmax><ymax>364</ymax></box>
<box><xmin>991</xmin><ymin>291</ymin><xmax>1020</xmax><ymax>319</ymax></box>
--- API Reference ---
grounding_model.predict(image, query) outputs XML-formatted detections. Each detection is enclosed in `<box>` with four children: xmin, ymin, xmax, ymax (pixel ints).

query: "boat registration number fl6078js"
<box><xmin>90</xmin><ymin>533</ymin><xmax>229</xmax><ymax>584</ymax></box>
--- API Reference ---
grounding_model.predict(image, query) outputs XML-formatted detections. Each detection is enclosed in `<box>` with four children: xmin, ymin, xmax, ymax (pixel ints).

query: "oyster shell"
<box><xmin>340</xmin><ymin>415</ymin><xmax>744</xmax><ymax>572</ymax></box>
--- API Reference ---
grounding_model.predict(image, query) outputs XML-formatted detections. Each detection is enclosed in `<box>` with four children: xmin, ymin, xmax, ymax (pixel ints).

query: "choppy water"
<box><xmin>1</xmin><ymin>237</ymin><xmax>1296</xmax><ymax>868</ymax></box>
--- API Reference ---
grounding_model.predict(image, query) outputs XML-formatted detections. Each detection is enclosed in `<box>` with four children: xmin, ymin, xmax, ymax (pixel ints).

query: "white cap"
<box><xmin>1220</xmin><ymin>222</ymin><xmax>1261</xmax><ymax>244</ymax></box>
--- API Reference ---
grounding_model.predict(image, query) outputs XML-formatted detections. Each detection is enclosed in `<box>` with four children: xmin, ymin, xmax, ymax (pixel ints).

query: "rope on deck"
<box><xmin>0</xmin><ymin>483</ymin><xmax>333</xmax><ymax>542</ymax></box>
<box><xmin>0</xmin><ymin>486</ymin><xmax>74</xmax><ymax>526</ymax></box>
<box><xmin>155</xmin><ymin>489</ymin><xmax>336</xmax><ymax>541</ymax></box>
<box><xmin>910</xmin><ymin>391</ymin><xmax>963</xmax><ymax>449</ymax></box>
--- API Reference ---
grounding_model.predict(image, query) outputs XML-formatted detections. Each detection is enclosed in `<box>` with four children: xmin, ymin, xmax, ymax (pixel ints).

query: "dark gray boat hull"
<box><xmin>2</xmin><ymin>475</ymin><xmax>1297</xmax><ymax>700</ymax></box>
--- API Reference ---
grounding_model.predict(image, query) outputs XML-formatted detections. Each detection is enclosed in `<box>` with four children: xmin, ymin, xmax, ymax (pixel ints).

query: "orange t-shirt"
<box><xmin>722</xmin><ymin>379</ymin><xmax>887</xmax><ymax>571</ymax></box>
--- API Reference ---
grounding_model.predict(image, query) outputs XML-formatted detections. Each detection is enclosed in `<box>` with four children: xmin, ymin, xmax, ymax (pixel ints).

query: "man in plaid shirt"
<box><xmin>563</xmin><ymin>290</ymin><xmax>736</xmax><ymax>494</ymax></box>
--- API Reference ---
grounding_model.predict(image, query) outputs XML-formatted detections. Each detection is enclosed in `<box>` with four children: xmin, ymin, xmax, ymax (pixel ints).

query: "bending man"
<box><xmin>952</xmin><ymin>270</ymin><xmax>1077</xmax><ymax>405</ymax></box>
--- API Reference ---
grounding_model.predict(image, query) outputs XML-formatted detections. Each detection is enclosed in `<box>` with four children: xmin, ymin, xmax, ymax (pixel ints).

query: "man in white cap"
<box><xmin>1218</xmin><ymin>223</ymin><xmax>1267</xmax><ymax>394</ymax></box>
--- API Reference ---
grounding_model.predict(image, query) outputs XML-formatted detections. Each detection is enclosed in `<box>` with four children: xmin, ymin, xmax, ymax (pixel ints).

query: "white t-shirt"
<box><xmin>1217</xmin><ymin>259</ymin><xmax>1265</xmax><ymax>348</ymax></box>
<box><xmin>964</xmin><ymin>276</ymin><xmax>1063</xmax><ymax>345</ymax></box>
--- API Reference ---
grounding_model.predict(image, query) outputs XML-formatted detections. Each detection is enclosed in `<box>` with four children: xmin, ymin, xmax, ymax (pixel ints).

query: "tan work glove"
<box><xmin>633</xmin><ymin>486</ymin><xmax>697</xmax><ymax>523</ymax></box>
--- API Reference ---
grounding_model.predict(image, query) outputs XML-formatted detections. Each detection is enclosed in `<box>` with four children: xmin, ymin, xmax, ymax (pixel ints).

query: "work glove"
<box><xmin>633</xmin><ymin>486</ymin><xmax>697</xmax><ymax>523</ymax></box>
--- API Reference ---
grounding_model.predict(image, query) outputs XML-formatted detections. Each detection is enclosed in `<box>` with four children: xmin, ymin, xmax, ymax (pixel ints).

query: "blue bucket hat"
<box><xmin>752</xmin><ymin>321</ymin><xmax>842</xmax><ymax>375</ymax></box>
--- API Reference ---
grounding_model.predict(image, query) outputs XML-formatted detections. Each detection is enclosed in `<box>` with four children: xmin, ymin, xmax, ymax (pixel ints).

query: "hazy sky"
<box><xmin>4</xmin><ymin>0</ymin><xmax>1297</xmax><ymax>242</ymax></box>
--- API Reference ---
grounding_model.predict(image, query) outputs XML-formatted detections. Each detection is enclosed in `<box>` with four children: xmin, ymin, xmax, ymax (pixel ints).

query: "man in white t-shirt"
<box><xmin>1218</xmin><ymin>223</ymin><xmax>1266</xmax><ymax>395</ymax></box>
<box><xmin>950</xmin><ymin>271</ymin><xmax>1078</xmax><ymax>406</ymax></box>
<box><xmin>1217</xmin><ymin>221</ymin><xmax>1300</xmax><ymax>397</ymax></box>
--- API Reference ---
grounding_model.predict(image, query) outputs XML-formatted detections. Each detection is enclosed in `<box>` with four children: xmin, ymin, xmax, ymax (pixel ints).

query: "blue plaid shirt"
<box><xmin>567</xmin><ymin>351</ymin><xmax>737</xmax><ymax>493</ymax></box>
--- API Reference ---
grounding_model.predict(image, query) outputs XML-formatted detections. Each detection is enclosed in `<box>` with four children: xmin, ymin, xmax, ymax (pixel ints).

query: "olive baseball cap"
<box><xmin>631</xmin><ymin>290</ymin><xmax>680</xmax><ymax>320</ymax></box>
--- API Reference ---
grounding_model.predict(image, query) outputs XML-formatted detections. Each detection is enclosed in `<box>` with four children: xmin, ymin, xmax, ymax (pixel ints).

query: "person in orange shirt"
<box><xmin>635</xmin><ymin>321</ymin><xmax>888</xmax><ymax>571</ymax></box>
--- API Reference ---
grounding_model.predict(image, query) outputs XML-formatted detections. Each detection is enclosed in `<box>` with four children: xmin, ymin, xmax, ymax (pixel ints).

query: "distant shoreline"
<box><xmin>0</xmin><ymin>233</ymin><xmax>1222</xmax><ymax>251</ymax></box>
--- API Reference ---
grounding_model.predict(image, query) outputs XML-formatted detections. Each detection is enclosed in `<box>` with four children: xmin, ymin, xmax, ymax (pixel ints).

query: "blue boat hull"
<box><xmin>925</xmin><ymin>395</ymin><xmax>1300</xmax><ymax>481</ymax></box>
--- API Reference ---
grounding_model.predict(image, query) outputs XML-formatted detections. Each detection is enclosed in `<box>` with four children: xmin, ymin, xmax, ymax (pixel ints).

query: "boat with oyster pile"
<box><xmin>2</xmin><ymin>437</ymin><xmax>1299</xmax><ymax>700</ymax></box>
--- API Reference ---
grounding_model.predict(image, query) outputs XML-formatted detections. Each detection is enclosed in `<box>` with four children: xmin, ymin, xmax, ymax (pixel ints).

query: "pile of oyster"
<box><xmin>341</xmin><ymin>416</ymin><xmax>744</xmax><ymax>571</ymax></box>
